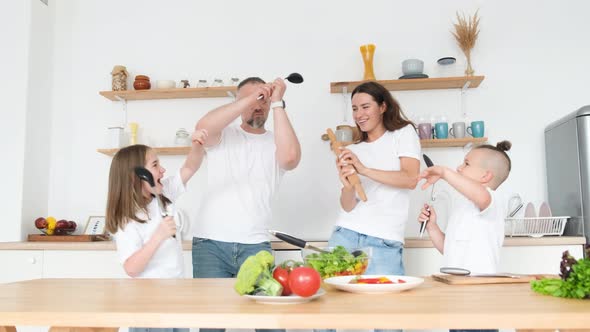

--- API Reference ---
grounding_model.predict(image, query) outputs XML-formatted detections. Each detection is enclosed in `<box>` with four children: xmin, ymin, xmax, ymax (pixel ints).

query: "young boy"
<box><xmin>418</xmin><ymin>141</ymin><xmax>512</xmax><ymax>274</ymax></box>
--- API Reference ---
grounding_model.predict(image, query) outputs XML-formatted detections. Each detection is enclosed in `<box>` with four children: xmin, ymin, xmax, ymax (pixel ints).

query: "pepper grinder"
<box><xmin>129</xmin><ymin>122</ymin><xmax>138</xmax><ymax>145</ymax></box>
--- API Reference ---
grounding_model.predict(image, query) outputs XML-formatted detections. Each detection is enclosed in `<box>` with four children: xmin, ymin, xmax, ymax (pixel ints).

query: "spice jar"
<box><xmin>111</xmin><ymin>65</ymin><xmax>128</xmax><ymax>91</ymax></box>
<box><xmin>175</xmin><ymin>128</ymin><xmax>191</xmax><ymax>146</ymax></box>
<box><xmin>133</xmin><ymin>75</ymin><xmax>151</xmax><ymax>90</ymax></box>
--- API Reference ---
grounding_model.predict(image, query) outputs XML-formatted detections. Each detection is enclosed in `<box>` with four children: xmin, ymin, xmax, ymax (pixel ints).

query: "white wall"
<box><xmin>0</xmin><ymin>0</ymin><xmax>32</xmax><ymax>241</ymax></box>
<box><xmin>5</xmin><ymin>0</ymin><xmax>590</xmax><ymax>241</ymax></box>
<box><xmin>21</xmin><ymin>0</ymin><xmax>54</xmax><ymax>238</ymax></box>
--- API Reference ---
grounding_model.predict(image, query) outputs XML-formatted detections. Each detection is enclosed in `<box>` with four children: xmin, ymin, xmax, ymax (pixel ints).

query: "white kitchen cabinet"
<box><xmin>404</xmin><ymin>244</ymin><xmax>584</xmax><ymax>277</ymax></box>
<box><xmin>0</xmin><ymin>250</ymin><xmax>43</xmax><ymax>283</ymax></box>
<box><xmin>43</xmin><ymin>251</ymin><xmax>128</xmax><ymax>278</ymax></box>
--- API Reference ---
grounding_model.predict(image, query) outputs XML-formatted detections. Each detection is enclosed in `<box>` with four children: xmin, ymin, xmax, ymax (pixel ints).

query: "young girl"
<box><xmin>105</xmin><ymin>128</ymin><xmax>207</xmax><ymax>282</ymax></box>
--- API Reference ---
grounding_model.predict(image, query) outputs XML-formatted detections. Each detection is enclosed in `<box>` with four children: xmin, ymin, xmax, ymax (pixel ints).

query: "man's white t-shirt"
<box><xmin>193</xmin><ymin>125</ymin><xmax>284</xmax><ymax>244</ymax></box>
<box><xmin>443</xmin><ymin>188</ymin><xmax>505</xmax><ymax>274</ymax></box>
<box><xmin>114</xmin><ymin>170</ymin><xmax>186</xmax><ymax>278</ymax></box>
<box><xmin>336</xmin><ymin>125</ymin><xmax>421</xmax><ymax>243</ymax></box>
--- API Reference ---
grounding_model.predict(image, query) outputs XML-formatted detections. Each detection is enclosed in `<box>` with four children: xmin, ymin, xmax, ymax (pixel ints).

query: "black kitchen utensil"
<box><xmin>268</xmin><ymin>230</ymin><xmax>329</xmax><ymax>253</ymax></box>
<box><xmin>268</xmin><ymin>230</ymin><xmax>366</xmax><ymax>257</ymax></box>
<box><xmin>134</xmin><ymin>166</ymin><xmax>175</xmax><ymax>238</ymax></box>
<box><xmin>256</xmin><ymin>73</ymin><xmax>304</xmax><ymax>100</ymax></box>
<box><xmin>420</xmin><ymin>154</ymin><xmax>435</xmax><ymax>237</ymax></box>
<box><xmin>285</xmin><ymin>72</ymin><xmax>304</xmax><ymax>84</ymax></box>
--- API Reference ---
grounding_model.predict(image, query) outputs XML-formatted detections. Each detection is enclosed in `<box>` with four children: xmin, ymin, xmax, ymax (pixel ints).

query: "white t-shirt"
<box><xmin>114</xmin><ymin>170</ymin><xmax>186</xmax><ymax>278</ymax></box>
<box><xmin>336</xmin><ymin>125</ymin><xmax>421</xmax><ymax>243</ymax></box>
<box><xmin>443</xmin><ymin>187</ymin><xmax>505</xmax><ymax>274</ymax></box>
<box><xmin>193</xmin><ymin>125</ymin><xmax>284</xmax><ymax>243</ymax></box>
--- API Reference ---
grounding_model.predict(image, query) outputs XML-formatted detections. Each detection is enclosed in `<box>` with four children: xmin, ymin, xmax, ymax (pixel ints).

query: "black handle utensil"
<box><xmin>256</xmin><ymin>73</ymin><xmax>304</xmax><ymax>100</ymax></box>
<box><xmin>134</xmin><ymin>166</ymin><xmax>176</xmax><ymax>238</ymax></box>
<box><xmin>268</xmin><ymin>230</ymin><xmax>328</xmax><ymax>253</ymax></box>
<box><xmin>420</xmin><ymin>154</ymin><xmax>435</xmax><ymax>238</ymax></box>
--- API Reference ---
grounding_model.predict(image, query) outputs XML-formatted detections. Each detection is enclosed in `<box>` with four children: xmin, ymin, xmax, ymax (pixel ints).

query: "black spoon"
<box><xmin>134</xmin><ymin>166</ymin><xmax>176</xmax><ymax>238</ymax></box>
<box><xmin>256</xmin><ymin>72</ymin><xmax>304</xmax><ymax>100</ymax></box>
<box><xmin>420</xmin><ymin>154</ymin><xmax>435</xmax><ymax>238</ymax></box>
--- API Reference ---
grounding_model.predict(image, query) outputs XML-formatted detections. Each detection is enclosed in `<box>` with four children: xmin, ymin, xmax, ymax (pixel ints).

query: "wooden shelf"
<box><xmin>99</xmin><ymin>86</ymin><xmax>238</xmax><ymax>101</ymax></box>
<box><xmin>330</xmin><ymin>76</ymin><xmax>485</xmax><ymax>93</ymax></box>
<box><xmin>420</xmin><ymin>137</ymin><xmax>487</xmax><ymax>148</ymax></box>
<box><xmin>97</xmin><ymin>146</ymin><xmax>190</xmax><ymax>156</ymax></box>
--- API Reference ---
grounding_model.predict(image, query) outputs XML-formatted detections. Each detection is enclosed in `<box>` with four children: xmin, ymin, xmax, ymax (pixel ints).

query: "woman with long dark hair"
<box><xmin>331</xmin><ymin>80</ymin><xmax>420</xmax><ymax>289</ymax></box>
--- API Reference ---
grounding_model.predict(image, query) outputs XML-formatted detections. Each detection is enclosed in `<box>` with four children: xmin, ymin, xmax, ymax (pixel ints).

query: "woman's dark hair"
<box><xmin>351</xmin><ymin>81</ymin><xmax>415</xmax><ymax>142</ymax></box>
<box><xmin>475</xmin><ymin>140</ymin><xmax>512</xmax><ymax>171</ymax></box>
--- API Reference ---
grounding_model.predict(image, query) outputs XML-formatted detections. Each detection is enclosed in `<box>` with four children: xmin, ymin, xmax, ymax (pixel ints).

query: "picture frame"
<box><xmin>84</xmin><ymin>216</ymin><xmax>107</xmax><ymax>235</ymax></box>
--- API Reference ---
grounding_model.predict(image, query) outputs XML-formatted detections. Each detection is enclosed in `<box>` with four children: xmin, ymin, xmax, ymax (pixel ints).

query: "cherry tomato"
<box><xmin>288</xmin><ymin>266</ymin><xmax>321</xmax><ymax>297</ymax></box>
<box><xmin>272</xmin><ymin>266</ymin><xmax>292</xmax><ymax>296</ymax></box>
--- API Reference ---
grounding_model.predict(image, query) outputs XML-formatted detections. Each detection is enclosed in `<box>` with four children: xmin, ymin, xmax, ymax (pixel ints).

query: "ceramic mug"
<box><xmin>467</xmin><ymin>121</ymin><xmax>485</xmax><ymax>138</ymax></box>
<box><xmin>434</xmin><ymin>122</ymin><xmax>449</xmax><ymax>139</ymax></box>
<box><xmin>418</xmin><ymin>123</ymin><xmax>432</xmax><ymax>139</ymax></box>
<box><xmin>449</xmin><ymin>122</ymin><xmax>466</xmax><ymax>139</ymax></box>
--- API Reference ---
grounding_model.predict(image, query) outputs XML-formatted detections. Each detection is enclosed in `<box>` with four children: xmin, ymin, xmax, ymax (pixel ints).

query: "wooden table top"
<box><xmin>0</xmin><ymin>278</ymin><xmax>588</xmax><ymax>329</ymax></box>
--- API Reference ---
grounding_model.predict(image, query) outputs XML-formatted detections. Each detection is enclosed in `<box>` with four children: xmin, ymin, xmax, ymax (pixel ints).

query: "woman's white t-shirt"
<box><xmin>336</xmin><ymin>125</ymin><xmax>421</xmax><ymax>243</ymax></box>
<box><xmin>114</xmin><ymin>170</ymin><xmax>186</xmax><ymax>278</ymax></box>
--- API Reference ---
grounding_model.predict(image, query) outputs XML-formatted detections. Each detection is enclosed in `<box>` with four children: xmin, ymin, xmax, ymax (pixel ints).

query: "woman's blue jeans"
<box><xmin>316</xmin><ymin>226</ymin><xmax>404</xmax><ymax>332</ymax></box>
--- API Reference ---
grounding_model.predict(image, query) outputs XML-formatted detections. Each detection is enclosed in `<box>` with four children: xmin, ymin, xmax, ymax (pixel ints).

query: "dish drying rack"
<box><xmin>504</xmin><ymin>216</ymin><xmax>569</xmax><ymax>237</ymax></box>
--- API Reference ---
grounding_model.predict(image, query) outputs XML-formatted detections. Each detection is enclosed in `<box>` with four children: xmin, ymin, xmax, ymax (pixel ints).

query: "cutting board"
<box><xmin>432</xmin><ymin>274</ymin><xmax>538</xmax><ymax>285</ymax></box>
<box><xmin>27</xmin><ymin>234</ymin><xmax>110</xmax><ymax>242</ymax></box>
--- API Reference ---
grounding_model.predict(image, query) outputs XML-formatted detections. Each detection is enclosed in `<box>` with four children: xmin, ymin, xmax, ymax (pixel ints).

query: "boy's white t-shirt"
<box><xmin>193</xmin><ymin>125</ymin><xmax>284</xmax><ymax>243</ymax></box>
<box><xmin>443</xmin><ymin>187</ymin><xmax>505</xmax><ymax>274</ymax></box>
<box><xmin>336</xmin><ymin>125</ymin><xmax>421</xmax><ymax>243</ymax></box>
<box><xmin>114</xmin><ymin>170</ymin><xmax>186</xmax><ymax>278</ymax></box>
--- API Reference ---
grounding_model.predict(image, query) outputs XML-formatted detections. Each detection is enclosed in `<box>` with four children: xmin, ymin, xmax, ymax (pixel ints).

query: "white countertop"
<box><xmin>0</xmin><ymin>236</ymin><xmax>585</xmax><ymax>251</ymax></box>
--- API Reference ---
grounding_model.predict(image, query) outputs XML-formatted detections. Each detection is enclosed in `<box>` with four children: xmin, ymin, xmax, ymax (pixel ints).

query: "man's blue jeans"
<box><xmin>192</xmin><ymin>237</ymin><xmax>285</xmax><ymax>332</ymax></box>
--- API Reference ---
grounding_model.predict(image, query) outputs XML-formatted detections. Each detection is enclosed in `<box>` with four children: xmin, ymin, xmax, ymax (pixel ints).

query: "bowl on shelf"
<box><xmin>402</xmin><ymin>59</ymin><xmax>424</xmax><ymax>75</ymax></box>
<box><xmin>302</xmin><ymin>246</ymin><xmax>371</xmax><ymax>279</ymax></box>
<box><xmin>155</xmin><ymin>80</ymin><xmax>176</xmax><ymax>89</ymax></box>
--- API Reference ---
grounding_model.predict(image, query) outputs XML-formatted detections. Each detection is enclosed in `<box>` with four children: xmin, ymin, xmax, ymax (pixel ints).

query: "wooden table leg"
<box><xmin>0</xmin><ymin>326</ymin><xmax>17</xmax><ymax>332</ymax></box>
<box><xmin>49</xmin><ymin>327</ymin><xmax>119</xmax><ymax>332</ymax></box>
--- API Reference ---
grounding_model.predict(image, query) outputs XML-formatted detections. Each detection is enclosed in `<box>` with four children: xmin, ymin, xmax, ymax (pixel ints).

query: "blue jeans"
<box><xmin>329</xmin><ymin>226</ymin><xmax>404</xmax><ymax>276</ymax></box>
<box><xmin>192</xmin><ymin>237</ymin><xmax>284</xmax><ymax>332</ymax></box>
<box><xmin>315</xmin><ymin>227</ymin><xmax>404</xmax><ymax>332</ymax></box>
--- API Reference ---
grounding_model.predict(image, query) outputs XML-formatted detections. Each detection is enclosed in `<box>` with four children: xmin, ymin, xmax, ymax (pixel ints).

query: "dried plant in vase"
<box><xmin>452</xmin><ymin>10</ymin><xmax>480</xmax><ymax>76</ymax></box>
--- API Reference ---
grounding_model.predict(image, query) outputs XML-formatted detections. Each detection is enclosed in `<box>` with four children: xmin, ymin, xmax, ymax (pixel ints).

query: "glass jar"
<box><xmin>175</xmin><ymin>128</ymin><xmax>191</xmax><ymax>146</ymax></box>
<box><xmin>197</xmin><ymin>79</ymin><xmax>208</xmax><ymax>88</ymax></box>
<box><xmin>212</xmin><ymin>78</ymin><xmax>224</xmax><ymax>87</ymax></box>
<box><xmin>335</xmin><ymin>125</ymin><xmax>354</xmax><ymax>143</ymax></box>
<box><xmin>230</xmin><ymin>77</ymin><xmax>240</xmax><ymax>86</ymax></box>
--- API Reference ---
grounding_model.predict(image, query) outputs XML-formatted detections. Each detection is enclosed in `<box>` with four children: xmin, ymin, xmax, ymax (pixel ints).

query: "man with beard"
<box><xmin>191</xmin><ymin>77</ymin><xmax>300</xmax><ymax>332</ymax></box>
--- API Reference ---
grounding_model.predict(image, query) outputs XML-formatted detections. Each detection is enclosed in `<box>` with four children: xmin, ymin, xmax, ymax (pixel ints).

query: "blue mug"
<box><xmin>434</xmin><ymin>122</ymin><xmax>449</xmax><ymax>139</ymax></box>
<box><xmin>467</xmin><ymin>121</ymin><xmax>485</xmax><ymax>138</ymax></box>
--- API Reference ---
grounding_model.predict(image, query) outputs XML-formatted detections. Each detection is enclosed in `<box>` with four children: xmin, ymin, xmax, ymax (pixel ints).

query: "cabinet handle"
<box><xmin>29</xmin><ymin>257</ymin><xmax>37</xmax><ymax>264</ymax></box>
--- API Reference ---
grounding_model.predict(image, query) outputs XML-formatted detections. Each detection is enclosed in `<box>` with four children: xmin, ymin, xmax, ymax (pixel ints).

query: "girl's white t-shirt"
<box><xmin>443</xmin><ymin>188</ymin><xmax>506</xmax><ymax>274</ymax></box>
<box><xmin>336</xmin><ymin>125</ymin><xmax>421</xmax><ymax>243</ymax></box>
<box><xmin>114</xmin><ymin>170</ymin><xmax>186</xmax><ymax>278</ymax></box>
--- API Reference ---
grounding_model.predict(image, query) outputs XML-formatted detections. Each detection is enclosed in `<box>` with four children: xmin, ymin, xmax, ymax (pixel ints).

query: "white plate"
<box><xmin>538</xmin><ymin>201</ymin><xmax>552</xmax><ymax>217</ymax></box>
<box><xmin>324</xmin><ymin>275</ymin><xmax>424</xmax><ymax>294</ymax></box>
<box><xmin>244</xmin><ymin>288</ymin><xmax>326</xmax><ymax>304</ymax></box>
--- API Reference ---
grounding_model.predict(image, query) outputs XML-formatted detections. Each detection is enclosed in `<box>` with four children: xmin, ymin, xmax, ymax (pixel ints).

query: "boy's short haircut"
<box><xmin>475</xmin><ymin>140</ymin><xmax>512</xmax><ymax>187</ymax></box>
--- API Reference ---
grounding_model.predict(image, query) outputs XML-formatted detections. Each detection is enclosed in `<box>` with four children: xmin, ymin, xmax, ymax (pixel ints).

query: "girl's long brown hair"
<box><xmin>351</xmin><ymin>81</ymin><xmax>415</xmax><ymax>142</ymax></box>
<box><xmin>105</xmin><ymin>145</ymin><xmax>169</xmax><ymax>234</ymax></box>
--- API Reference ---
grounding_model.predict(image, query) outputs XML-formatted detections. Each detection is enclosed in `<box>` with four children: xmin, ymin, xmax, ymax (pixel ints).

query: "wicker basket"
<box><xmin>504</xmin><ymin>216</ymin><xmax>569</xmax><ymax>237</ymax></box>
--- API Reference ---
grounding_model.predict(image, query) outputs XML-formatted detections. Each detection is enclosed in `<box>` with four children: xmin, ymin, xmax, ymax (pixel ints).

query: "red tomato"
<box><xmin>272</xmin><ymin>266</ymin><xmax>292</xmax><ymax>296</ymax></box>
<box><xmin>288</xmin><ymin>267</ymin><xmax>321</xmax><ymax>297</ymax></box>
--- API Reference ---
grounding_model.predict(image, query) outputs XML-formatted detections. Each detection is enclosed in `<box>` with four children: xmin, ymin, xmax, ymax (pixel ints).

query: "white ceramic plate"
<box><xmin>243</xmin><ymin>288</ymin><xmax>326</xmax><ymax>304</ymax></box>
<box><xmin>538</xmin><ymin>201</ymin><xmax>552</xmax><ymax>217</ymax></box>
<box><xmin>324</xmin><ymin>275</ymin><xmax>424</xmax><ymax>294</ymax></box>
